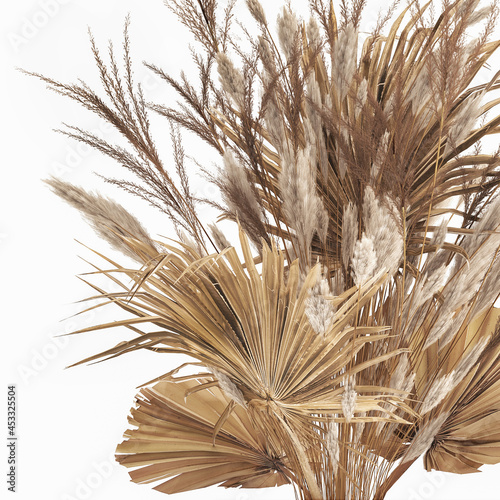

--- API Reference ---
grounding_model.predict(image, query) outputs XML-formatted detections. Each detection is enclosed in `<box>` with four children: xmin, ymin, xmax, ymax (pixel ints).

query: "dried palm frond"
<box><xmin>116</xmin><ymin>379</ymin><xmax>292</xmax><ymax>493</ymax></box>
<box><xmin>33</xmin><ymin>0</ymin><xmax>500</xmax><ymax>498</ymax></box>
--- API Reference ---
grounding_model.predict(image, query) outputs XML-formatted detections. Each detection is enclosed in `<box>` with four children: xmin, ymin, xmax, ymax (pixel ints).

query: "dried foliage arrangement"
<box><xmin>30</xmin><ymin>0</ymin><xmax>500</xmax><ymax>498</ymax></box>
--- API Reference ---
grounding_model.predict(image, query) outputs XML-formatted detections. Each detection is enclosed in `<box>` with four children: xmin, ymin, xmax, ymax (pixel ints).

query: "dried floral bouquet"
<box><xmin>29</xmin><ymin>0</ymin><xmax>500</xmax><ymax>498</ymax></box>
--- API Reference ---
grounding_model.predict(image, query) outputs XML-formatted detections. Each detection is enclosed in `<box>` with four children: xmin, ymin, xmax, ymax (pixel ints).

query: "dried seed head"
<box><xmin>216</xmin><ymin>53</ymin><xmax>245</xmax><ymax>106</ymax></box>
<box><xmin>45</xmin><ymin>178</ymin><xmax>157</xmax><ymax>262</ymax></box>
<box><xmin>354</xmin><ymin>413</ymin><xmax>366</xmax><ymax>441</ymax></box>
<box><xmin>426</xmin><ymin>308</ymin><xmax>468</xmax><ymax>349</ymax></box>
<box><xmin>258</xmin><ymin>36</ymin><xmax>275</xmax><ymax>75</ymax></box>
<box><xmin>355</xmin><ymin>79</ymin><xmax>368</xmax><ymax>117</ymax></box>
<box><xmin>363</xmin><ymin>186</ymin><xmax>404</xmax><ymax>277</ymax></box>
<box><xmin>453</xmin><ymin>337</ymin><xmax>490</xmax><ymax>384</ymax></box>
<box><xmin>471</xmin><ymin>256</ymin><xmax>500</xmax><ymax>318</ymax></box>
<box><xmin>326</xmin><ymin>422</ymin><xmax>340</xmax><ymax>474</ymax></box>
<box><xmin>332</xmin><ymin>23</ymin><xmax>358</xmax><ymax>99</ymax></box>
<box><xmin>421</xmin><ymin>337</ymin><xmax>488</xmax><ymax>414</ymax></box>
<box><xmin>306</xmin><ymin>74</ymin><xmax>322</xmax><ymax>114</ymax></box>
<box><xmin>178</xmin><ymin>230</ymin><xmax>204</xmax><ymax>255</ymax></box>
<box><xmin>210</xmin><ymin>367</ymin><xmax>247</xmax><ymax>407</ymax></box>
<box><xmin>220</xmin><ymin>151</ymin><xmax>266</xmax><ymax>248</ymax></box>
<box><xmin>246</xmin><ymin>0</ymin><xmax>267</xmax><ymax>26</ymax></box>
<box><xmin>384</xmin><ymin>92</ymin><xmax>396</xmax><ymax>116</ymax></box>
<box><xmin>430</xmin><ymin>219</ymin><xmax>448</xmax><ymax>248</ymax></box>
<box><xmin>412</xmin><ymin>264</ymin><xmax>448</xmax><ymax>311</ymax></box>
<box><xmin>304</xmin><ymin>78</ymin><xmax>329</xmax><ymax>180</ymax></box>
<box><xmin>208</xmin><ymin>223</ymin><xmax>231</xmax><ymax>251</ymax></box>
<box><xmin>463</xmin><ymin>194</ymin><xmax>500</xmax><ymax>254</ymax></box>
<box><xmin>306</xmin><ymin>277</ymin><xmax>335</xmax><ymax>336</ymax></box>
<box><xmin>390</xmin><ymin>354</ymin><xmax>415</xmax><ymax>394</ymax></box>
<box><xmin>445</xmin><ymin>92</ymin><xmax>483</xmax><ymax>156</ymax></box>
<box><xmin>408</xmin><ymin>68</ymin><xmax>431</xmax><ymax>114</ymax></box>
<box><xmin>403</xmin><ymin>413</ymin><xmax>449</xmax><ymax>463</ymax></box>
<box><xmin>458</xmin><ymin>0</ymin><xmax>481</xmax><ymax>16</ymax></box>
<box><xmin>265</xmin><ymin>100</ymin><xmax>285</xmax><ymax>148</ymax></box>
<box><xmin>352</xmin><ymin>234</ymin><xmax>377</xmax><ymax>285</ymax></box>
<box><xmin>279</xmin><ymin>146</ymin><xmax>328</xmax><ymax>262</ymax></box>
<box><xmin>316</xmin><ymin>198</ymin><xmax>329</xmax><ymax>244</ymax></box>
<box><xmin>307</xmin><ymin>17</ymin><xmax>321</xmax><ymax>49</ymax></box>
<box><xmin>341</xmin><ymin>375</ymin><xmax>357</xmax><ymax>423</ymax></box>
<box><xmin>420</xmin><ymin>372</ymin><xmax>455</xmax><ymax>414</ymax></box>
<box><xmin>277</xmin><ymin>6</ymin><xmax>298</xmax><ymax>60</ymax></box>
<box><xmin>371</xmin><ymin>132</ymin><xmax>389</xmax><ymax>182</ymax></box>
<box><xmin>338</xmin><ymin>154</ymin><xmax>348</xmax><ymax>179</ymax></box>
<box><xmin>431</xmin><ymin>207</ymin><xmax>500</xmax><ymax>345</ymax></box>
<box><xmin>468</xmin><ymin>6</ymin><xmax>491</xmax><ymax>26</ymax></box>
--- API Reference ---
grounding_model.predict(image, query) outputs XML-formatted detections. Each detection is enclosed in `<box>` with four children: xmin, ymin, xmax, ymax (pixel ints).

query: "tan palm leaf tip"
<box><xmin>34</xmin><ymin>0</ymin><xmax>500</xmax><ymax>498</ymax></box>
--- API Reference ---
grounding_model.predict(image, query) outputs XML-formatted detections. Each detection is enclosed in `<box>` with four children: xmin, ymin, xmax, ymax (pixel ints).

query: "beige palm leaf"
<box><xmin>116</xmin><ymin>379</ymin><xmax>292</xmax><ymax>493</ymax></box>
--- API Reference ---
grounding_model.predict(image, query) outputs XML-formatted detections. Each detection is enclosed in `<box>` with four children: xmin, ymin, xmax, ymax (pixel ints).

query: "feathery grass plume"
<box><xmin>33</xmin><ymin>0</ymin><xmax>500</xmax><ymax>498</ymax></box>
<box><xmin>371</xmin><ymin>131</ymin><xmax>389</xmax><ymax>182</ymax></box>
<box><xmin>426</xmin><ymin>215</ymin><xmax>500</xmax><ymax>348</ymax></box>
<box><xmin>421</xmin><ymin>337</ymin><xmax>490</xmax><ymax>415</ymax></box>
<box><xmin>305</xmin><ymin>76</ymin><xmax>329</xmax><ymax>178</ymax></box>
<box><xmin>411</xmin><ymin>264</ymin><xmax>448</xmax><ymax>312</ymax></box>
<box><xmin>469</xmin><ymin>6</ymin><xmax>492</xmax><ymax>25</ymax></box>
<box><xmin>425</xmin><ymin>308</ymin><xmax>469</xmax><ymax>350</ymax></box>
<box><xmin>45</xmin><ymin>178</ymin><xmax>157</xmax><ymax>261</ymax></box>
<box><xmin>305</xmin><ymin>276</ymin><xmax>335</xmax><ymax>336</ymax></box>
<box><xmin>454</xmin><ymin>336</ymin><xmax>491</xmax><ymax>379</ymax></box>
<box><xmin>407</xmin><ymin>66</ymin><xmax>432</xmax><ymax>115</ymax></box>
<box><xmin>216</xmin><ymin>52</ymin><xmax>245</xmax><ymax>106</ymax></box>
<box><xmin>277</xmin><ymin>6</ymin><xmax>299</xmax><ymax>60</ymax></box>
<box><xmin>431</xmin><ymin>219</ymin><xmax>448</xmax><ymax>248</ymax></box>
<box><xmin>351</xmin><ymin>234</ymin><xmax>377</xmax><ymax>285</ymax></box>
<box><xmin>402</xmin><ymin>413</ymin><xmax>450</xmax><ymax>464</ymax></box>
<box><xmin>420</xmin><ymin>372</ymin><xmax>456</xmax><ymax>415</ymax></box>
<box><xmin>306</xmin><ymin>16</ymin><xmax>321</xmax><ymax>49</ymax></box>
<box><xmin>445</xmin><ymin>92</ymin><xmax>484</xmax><ymax>156</ymax></box>
<box><xmin>264</xmin><ymin>100</ymin><xmax>285</xmax><ymax>146</ymax></box>
<box><xmin>355</xmin><ymin>78</ymin><xmax>368</xmax><ymax>118</ymax></box>
<box><xmin>210</xmin><ymin>367</ymin><xmax>247</xmax><ymax>407</ymax></box>
<box><xmin>178</xmin><ymin>229</ymin><xmax>205</xmax><ymax>256</ymax></box>
<box><xmin>208</xmin><ymin>222</ymin><xmax>231</xmax><ymax>250</ymax></box>
<box><xmin>219</xmin><ymin>150</ymin><xmax>268</xmax><ymax>249</ymax></box>
<box><xmin>332</xmin><ymin>22</ymin><xmax>358</xmax><ymax>99</ymax></box>
<box><xmin>390</xmin><ymin>354</ymin><xmax>415</xmax><ymax>394</ymax></box>
<box><xmin>338</xmin><ymin>154</ymin><xmax>348</xmax><ymax>180</ymax></box>
<box><xmin>422</xmin><ymin>220</ymin><xmax>451</xmax><ymax>276</ymax></box>
<box><xmin>326</xmin><ymin>422</ymin><xmax>340</xmax><ymax>475</ymax></box>
<box><xmin>246</xmin><ymin>0</ymin><xmax>267</xmax><ymax>26</ymax></box>
<box><xmin>257</xmin><ymin>35</ymin><xmax>276</xmax><ymax>78</ymax></box>
<box><xmin>279</xmin><ymin>145</ymin><xmax>328</xmax><ymax>263</ymax></box>
<box><xmin>341</xmin><ymin>375</ymin><xmax>357</xmax><ymax>423</ymax></box>
<box><xmin>471</xmin><ymin>255</ymin><xmax>500</xmax><ymax>317</ymax></box>
<box><xmin>362</xmin><ymin>186</ymin><xmax>403</xmax><ymax>277</ymax></box>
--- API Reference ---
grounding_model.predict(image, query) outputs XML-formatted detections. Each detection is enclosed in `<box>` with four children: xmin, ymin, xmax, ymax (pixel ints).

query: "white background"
<box><xmin>1</xmin><ymin>1</ymin><xmax>500</xmax><ymax>499</ymax></box>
